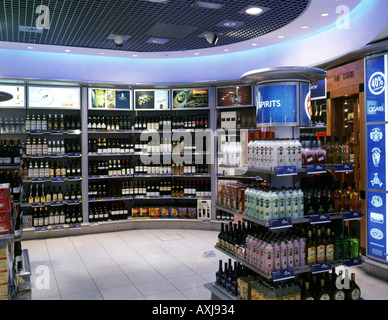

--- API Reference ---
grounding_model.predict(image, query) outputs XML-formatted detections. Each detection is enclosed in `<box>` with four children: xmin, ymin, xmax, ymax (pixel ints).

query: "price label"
<box><xmin>310</xmin><ymin>213</ymin><xmax>331</xmax><ymax>224</ymax></box>
<box><xmin>269</xmin><ymin>217</ymin><xmax>292</xmax><ymax>229</ymax></box>
<box><xmin>306</xmin><ymin>164</ymin><xmax>326</xmax><ymax>174</ymax></box>
<box><xmin>275</xmin><ymin>166</ymin><xmax>297</xmax><ymax>176</ymax></box>
<box><xmin>272</xmin><ymin>268</ymin><xmax>295</xmax><ymax>281</ymax></box>
<box><xmin>342</xmin><ymin>256</ymin><xmax>362</xmax><ymax>267</ymax></box>
<box><xmin>343</xmin><ymin>210</ymin><xmax>362</xmax><ymax>221</ymax></box>
<box><xmin>334</xmin><ymin>163</ymin><xmax>354</xmax><ymax>172</ymax></box>
<box><xmin>311</xmin><ymin>261</ymin><xmax>331</xmax><ymax>274</ymax></box>
<box><xmin>51</xmin><ymin>177</ymin><xmax>64</xmax><ymax>182</ymax></box>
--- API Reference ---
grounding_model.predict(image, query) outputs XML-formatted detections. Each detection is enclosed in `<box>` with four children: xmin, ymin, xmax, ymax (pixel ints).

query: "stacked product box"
<box><xmin>131</xmin><ymin>206</ymin><xmax>197</xmax><ymax>219</ymax></box>
<box><xmin>0</xmin><ymin>184</ymin><xmax>11</xmax><ymax>235</ymax></box>
<box><xmin>217</xmin><ymin>182</ymin><xmax>246</xmax><ymax>211</ymax></box>
<box><xmin>0</xmin><ymin>241</ymin><xmax>8</xmax><ymax>300</ymax></box>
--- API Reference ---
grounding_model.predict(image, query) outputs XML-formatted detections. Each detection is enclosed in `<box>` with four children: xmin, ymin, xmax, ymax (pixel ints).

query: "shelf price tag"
<box><xmin>334</xmin><ymin>162</ymin><xmax>354</xmax><ymax>172</ymax></box>
<box><xmin>306</xmin><ymin>164</ymin><xmax>326</xmax><ymax>174</ymax></box>
<box><xmin>272</xmin><ymin>268</ymin><xmax>295</xmax><ymax>281</ymax></box>
<box><xmin>342</xmin><ymin>256</ymin><xmax>362</xmax><ymax>267</ymax></box>
<box><xmin>342</xmin><ymin>210</ymin><xmax>362</xmax><ymax>221</ymax></box>
<box><xmin>309</xmin><ymin>213</ymin><xmax>331</xmax><ymax>224</ymax></box>
<box><xmin>68</xmin><ymin>152</ymin><xmax>81</xmax><ymax>157</ymax></box>
<box><xmin>275</xmin><ymin>166</ymin><xmax>297</xmax><ymax>176</ymax></box>
<box><xmin>51</xmin><ymin>201</ymin><xmax>63</xmax><ymax>206</ymax></box>
<box><xmin>269</xmin><ymin>217</ymin><xmax>292</xmax><ymax>230</ymax></box>
<box><xmin>31</xmin><ymin>177</ymin><xmax>45</xmax><ymax>182</ymax></box>
<box><xmin>35</xmin><ymin>227</ymin><xmax>48</xmax><ymax>232</ymax></box>
<box><xmin>67</xmin><ymin>199</ymin><xmax>80</xmax><ymax>205</ymax></box>
<box><xmin>51</xmin><ymin>225</ymin><xmax>64</xmax><ymax>231</ymax></box>
<box><xmin>69</xmin><ymin>224</ymin><xmax>81</xmax><ymax>229</ymax></box>
<box><xmin>51</xmin><ymin>177</ymin><xmax>64</xmax><ymax>182</ymax></box>
<box><xmin>311</xmin><ymin>261</ymin><xmax>332</xmax><ymax>274</ymax></box>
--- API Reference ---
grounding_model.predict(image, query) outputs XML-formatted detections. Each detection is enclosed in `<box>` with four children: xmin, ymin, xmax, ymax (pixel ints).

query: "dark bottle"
<box><xmin>216</xmin><ymin>260</ymin><xmax>223</xmax><ymax>285</ymax></box>
<box><xmin>302</xmin><ymin>282</ymin><xmax>315</xmax><ymax>300</ymax></box>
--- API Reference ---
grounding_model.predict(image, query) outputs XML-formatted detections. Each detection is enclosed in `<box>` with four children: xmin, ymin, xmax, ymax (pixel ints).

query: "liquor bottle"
<box><xmin>315</xmin><ymin>229</ymin><xmax>325</xmax><ymax>263</ymax></box>
<box><xmin>330</xmin><ymin>271</ymin><xmax>345</xmax><ymax>300</ymax></box>
<box><xmin>349</xmin><ymin>182</ymin><xmax>360</xmax><ymax>211</ymax></box>
<box><xmin>315</xmin><ymin>278</ymin><xmax>330</xmax><ymax>300</ymax></box>
<box><xmin>350</xmin><ymin>229</ymin><xmax>360</xmax><ymax>258</ymax></box>
<box><xmin>345</xmin><ymin>273</ymin><xmax>361</xmax><ymax>300</ymax></box>
<box><xmin>306</xmin><ymin>230</ymin><xmax>316</xmax><ymax>265</ymax></box>
<box><xmin>333</xmin><ymin>136</ymin><xmax>342</xmax><ymax>164</ymax></box>
<box><xmin>325</xmin><ymin>136</ymin><xmax>334</xmax><ymax>164</ymax></box>
<box><xmin>342</xmin><ymin>226</ymin><xmax>351</xmax><ymax>259</ymax></box>
<box><xmin>324</xmin><ymin>228</ymin><xmax>335</xmax><ymax>261</ymax></box>
<box><xmin>341</xmin><ymin>136</ymin><xmax>350</xmax><ymax>163</ymax></box>
<box><xmin>302</xmin><ymin>282</ymin><xmax>315</xmax><ymax>300</ymax></box>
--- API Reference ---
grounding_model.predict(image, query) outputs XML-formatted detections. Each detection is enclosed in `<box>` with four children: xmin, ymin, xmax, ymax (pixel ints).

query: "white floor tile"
<box><xmin>168</xmin><ymin>274</ymin><xmax>206</xmax><ymax>290</ymax></box>
<box><xmin>61</xmin><ymin>290</ymin><xmax>103</xmax><ymax>300</ymax></box>
<box><xmin>93</xmin><ymin>274</ymin><xmax>133</xmax><ymax>290</ymax></box>
<box><xmin>99</xmin><ymin>284</ymin><xmax>144</xmax><ymax>300</ymax></box>
<box><xmin>57</xmin><ymin>278</ymin><xmax>98</xmax><ymax>296</ymax></box>
<box><xmin>135</xmin><ymin>279</ymin><xmax>177</xmax><ymax>296</ymax></box>
<box><xmin>127</xmin><ymin>270</ymin><xmax>165</xmax><ymax>285</ymax></box>
<box><xmin>145</xmin><ymin>290</ymin><xmax>188</xmax><ymax>300</ymax></box>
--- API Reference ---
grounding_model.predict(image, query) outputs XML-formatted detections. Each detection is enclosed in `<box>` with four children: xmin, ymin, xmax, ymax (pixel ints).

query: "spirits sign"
<box><xmin>256</xmin><ymin>82</ymin><xmax>298</xmax><ymax>126</ymax></box>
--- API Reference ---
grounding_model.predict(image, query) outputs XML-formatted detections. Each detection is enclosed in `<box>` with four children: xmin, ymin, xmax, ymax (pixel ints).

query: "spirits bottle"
<box><xmin>306</xmin><ymin>230</ymin><xmax>316</xmax><ymax>265</ymax></box>
<box><xmin>302</xmin><ymin>282</ymin><xmax>315</xmax><ymax>300</ymax></box>
<box><xmin>345</xmin><ymin>273</ymin><xmax>361</xmax><ymax>300</ymax></box>
<box><xmin>315</xmin><ymin>278</ymin><xmax>330</xmax><ymax>300</ymax></box>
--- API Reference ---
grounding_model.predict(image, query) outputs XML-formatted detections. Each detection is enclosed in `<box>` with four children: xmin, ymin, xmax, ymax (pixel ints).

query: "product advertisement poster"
<box><xmin>256</xmin><ymin>83</ymin><xmax>298</xmax><ymax>126</ymax></box>
<box><xmin>216</xmin><ymin>85</ymin><xmax>253</xmax><ymax>108</ymax></box>
<box><xmin>28</xmin><ymin>86</ymin><xmax>81</xmax><ymax>109</ymax></box>
<box><xmin>134</xmin><ymin>90</ymin><xmax>169</xmax><ymax>110</ymax></box>
<box><xmin>89</xmin><ymin>88</ymin><xmax>132</xmax><ymax>110</ymax></box>
<box><xmin>299</xmin><ymin>82</ymin><xmax>311</xmax><ymax>127</ymax></box>
<box><xmin>367</xmin><ymin>191</ymin><xmax>388</xmax><ymax>262</ymax></box>
<box><xmin>172</xmin><ymin>88</ymin><xmax>209</xmax><ymax>109</ymax></box>
<box><xmin>0</xmin><ymin>85</ymin><xmax>25</xmax><ymax>108</ymax></box>
<box><xmin>366</xmin><ymin>54</ymin><xmax>387</xmax><ymax>123</ymax></box>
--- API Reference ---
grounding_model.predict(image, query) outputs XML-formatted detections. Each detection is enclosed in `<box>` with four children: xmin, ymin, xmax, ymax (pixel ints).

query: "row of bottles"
<box><xmin>25</xmin><ymin>137</ymin><xmax>81</xmax><ymax>155</ymax></box>
<box><xmin>247</xmin><ymin>138</ymin><xmax>302</xmax><ymax>169</ymax></box>
<box><xmin>27</xmin><ymin>183</ymin><xmax>82</xmax><ymax>203</ymax></box>
<box><xmin>24</xmin><ymin>160</ymin><xmax>81</xmax><ymax>179</ymax></box>
<box><xmin>31</xmin><ymin>204</ymin><xmax>83</xmax><ymax>227</ymax></box>
<box><xmin>88</xmin><ymin>138</ymin><xmax>132</xmax><ymax>154</ymax></box>
<box><xmin>244</xmin><ymin>185</ymin><xmax>305</xmax><ymax>221</ymax></box>
<box><xmin>303</xmin><ymin>181</ymin><xmax>360</xmax><ymax>215</ymax></box>
<box><xmin>87</xmin><ymin>114</ymin><xmax>209</xmax><ymax>131</ymax></box>
<box><xmin>0</xmin><ymin>139</ymin><xmax>22</xmax><ymax>165</ymax></box>
<box><xmin>0</xmin><ymin>170</ymin><xmax>22</xmax><ymax>201</ymax></box>
<box><xmin>216</xmin><ymin>259</ymin><xmax>254</xmax><ymax>296</ymax></box>
<box><xmin>0</xmin><ymin>117</ymin><xmax>25</xmax><ymax>133</ymax></box>
<box><xmin>88</xmin><ymin>201</ymin><xmax>129</xmax><ymax>222</ymax></box>
<box><xmin>26</xmin><ymin>113</ymin><xmax>81</xmax><ymax>131</ymax></box>
<box><xmin>89</xmin><ymin>179</ymin><xmax>211</xmax><ymax>198</ymax></box>
<box><xmin>299</xmin><ymin>269</ymin><xmax>361</xmax><ymax>300</ymax></box>
<box><xmin>88</xmin><ymin>115</ymin><xmax>131</xmax><ymax>131</ymax></box>
<box><xmin>301</xmin><ymin>134</ymin><xmax>352</xmax><ymax>165</ymax></box>
<box><xmin>217</xmin><ymin>222</ymin><xmax>360</xmax><ymax>271</ymax></box>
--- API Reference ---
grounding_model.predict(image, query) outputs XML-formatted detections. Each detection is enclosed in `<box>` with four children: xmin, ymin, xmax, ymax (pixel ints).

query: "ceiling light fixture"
<box><xmin>251</xmin><ymin>43</ymin><xmax>257</xmax><ymax>46</ymax></box>
<box><xmin>245</xmin><ymin>7</ymin><xmax>263</xmax><ymax>15</ymax></box>
<box><xmin>302</xmin><ymin>25</ymin><xmax>309</xmax><ymax>29</ymax></box>
<box><xmin>204</xmin><ymin>32</ymin><xmax>219</xmax><ymax>45</ymax></box>
<box><xmin>321</xmin><ymin>13</ymin><xmax>329</xmax><ymax>17</ymax></box>
<box><xmin>278</xmin><ymin>35</ymin><xmax>285</xmax><ymax>39</ymax></box>
<box><xmin>27</xmin><ymin>46</ymin><xmax>34</xmax><ymax>49</ymax></box>
<box><xmin>65</xmin><ymin>49</ymin><xmax>71</xmax><ymax>52</ymax></box>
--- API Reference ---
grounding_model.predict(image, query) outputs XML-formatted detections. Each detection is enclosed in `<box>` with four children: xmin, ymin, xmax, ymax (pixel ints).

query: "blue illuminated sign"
<box><xmin>300</xmin><ymin>82</ymin><xmax>311</xmax><ymax>127</ymax></box>
<box><xmin>256</xmin><ymin>83</ymin><xmax>298</xmax><ymax>126</ymax></box>
<box><xmin>366</xmin><ymin>54</ymin><xmax>388</xmax><ymax>262</ymax></box>
<box><xmin>366</xmin><ymin>55</ymin><xmax>387</xmax><ymax>123</ymax></box>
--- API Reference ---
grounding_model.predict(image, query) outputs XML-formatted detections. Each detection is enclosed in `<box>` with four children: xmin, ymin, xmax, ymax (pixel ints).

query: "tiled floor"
<box><xmin>23</xmin><ymin>229</ymin><xmax>388</xmax><ymax>300</ymax></box>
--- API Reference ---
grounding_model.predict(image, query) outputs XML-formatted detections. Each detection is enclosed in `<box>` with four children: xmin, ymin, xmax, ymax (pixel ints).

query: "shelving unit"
<box><xmin>206</xmin><ymin>67</ymin><xmax>364</xmax><ymax>300</ymax></box>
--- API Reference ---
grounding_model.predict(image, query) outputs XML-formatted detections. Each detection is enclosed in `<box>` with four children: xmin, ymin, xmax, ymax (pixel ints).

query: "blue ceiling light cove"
<box><xmin>0</xmin><ymin>0</ymin><xmax>309</xmax><ymax>52</ymax></box>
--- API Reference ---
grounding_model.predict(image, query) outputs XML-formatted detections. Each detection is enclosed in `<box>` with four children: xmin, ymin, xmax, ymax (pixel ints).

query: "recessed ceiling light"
<box><xmin>65</xmin><ymin>49</ymin><xmax>71</xmax><ymax>52</ymax></box>
<box><xmin>245</xmin><ymin>7</ymin><xmax>263</xmax><ymax>15</ymax></box>
<box><xmin>321</xmin><ymin>13</ymin><xmax>329</xmax><ymax>17</ymax></box>
<box><xmin>195</xmin><ymin>1</ymin><xmax>223</xmax><ymax>10</ymax></box>
<box><xmin>251</xmin><ymin>43</ymin><xmax>258</xmax><ymax>46</ymax></box>
<box><xmin>133</xmin><ymin>54</ymin><xmax>138</xmax><ymax>57</ymax></box>
<box><xmin>278</xmin><ymin>35</ymin><xmax>285</xmax><ymax>39</ymax></box>
<box><xmin>100</xmin><ymin>52</ymin><xmax>105</xmax><ymax>55</ymax></box>
<box><xmin>302</xmin><ymin>25</ymin><xmax>309</xmax><ymax>29</ymax></box>
<box><xmin>194</xmin><ymin>52</ymin><xmax>199</xmax><ymax>55</ymax></box>
<box><xmin>27</xmin><ymin>46</ymin><xmax>34</xmax><ymax>49</ymax></box>
<box><xmin>224</xmin><ymin>48</ymin><xmax>229</xmax><ymax>52</ymax></box>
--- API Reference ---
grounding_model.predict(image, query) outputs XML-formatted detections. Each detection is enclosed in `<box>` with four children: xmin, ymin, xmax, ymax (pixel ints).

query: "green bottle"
<box><xmin>342</xmin><ymin>227</ymin><xmax>351</xmax><ymax>259</ymax></box>
<box><xmin>334</xmin><ymin>232</ymin><xmax>343</xmax><ymax>260</ymax></box>
<box><xmin>350</xmin><ymin>229</ymin><xmax>360</xmax><ymax>258</ymax></box>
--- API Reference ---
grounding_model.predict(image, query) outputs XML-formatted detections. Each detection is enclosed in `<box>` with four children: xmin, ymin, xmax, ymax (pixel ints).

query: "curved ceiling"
<box><xmin>0</xmin><ymin>0</ymin><xmax>387</xmax><ymax>85</ymax></box>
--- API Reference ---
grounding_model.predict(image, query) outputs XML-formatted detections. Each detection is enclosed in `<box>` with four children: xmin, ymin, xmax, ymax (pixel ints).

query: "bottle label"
<box><xmin>307</xmin><ymin>247</ymin><xmax>316</xmax><ymax>264</ymax></box>
<box><xmin>325</xmin><ymin>244</ymin><xmax>334</xmax><ymax>261</ymax></box>
<box><xmin>316</xmin><ymin>245</ymin><xmax>325</xmax><ymax>262</ymax></box>
<box><xmin>320</xmin><ymin>293</ymin><xmax>330</xmax><ymax>300</ymax></box>
<box><xmin>351</xmin><ymin>288</ymin><xmax>360</xmax><ymax>300</ymax></box>
<box><xmin>335</xmin><ymin>291</ymin><xmax>345</xmax><ymax>300</ymax></box>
